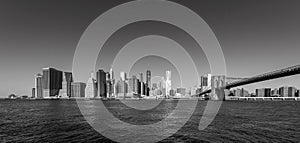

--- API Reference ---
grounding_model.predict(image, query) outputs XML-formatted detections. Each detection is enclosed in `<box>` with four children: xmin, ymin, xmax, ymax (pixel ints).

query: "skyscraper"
<box><xmin>128</xmin><ymin>75</ymin><xmax>138</xmax><ymax>94</ymax></box>
<box><xmin>59</xmin><ymin>72</ymin><xmax>73</xmax><ymax>98</ymax></box>
<box><xmin>116</xmin><ymin>80</ymin><xmax>128</xmax><ymax>98</ymax></box>
<box><xmin>35</xmin><ymin>73</ymin><xmax>43</xmax><ymax>98</ymax></box>
<box><xmin>165</xmin><ymin>70</ymin><xmax>171</xmax><ymax>97</ymax></box>
<box><xmin>42</xmin><ymin>67</ymin><xmax>63</xmax><ymax>98</ymax></box>
<box><xmin>146</xmin><ymin>70</ymin><xmax>151</xmax><ymax>96</ymax></box>
<box><xmin>139</xmin><ymin>73</ymin><xmax>144</xmax><ymax>95</ymax></box>
<box><xmin>97</xmin><ymin>69</ymin><xmax>107</xmax><ymax>98</ymax></box>
<box><xmin>64</xmin><ymin>72</ymin><xmax>73</xmax><ymax>97</ymax></box>
<box><xmin>85</xmin><ymin>72</ymin><xmax>97</xmax><ymax>98</ymax></box>
<box><xmin>71</xmin><ymin>82</ymin><xmax>86</xmax><ymax>98</ymax></box>
<box><xmin>106</xmin><ymin>72</ymin><xmax>113</xmax><ymax>97</ymax></box>
<box><xmin>110</xmin><ymin>67</ymin><xmax>115</xmax><ymax>96</ymax></box>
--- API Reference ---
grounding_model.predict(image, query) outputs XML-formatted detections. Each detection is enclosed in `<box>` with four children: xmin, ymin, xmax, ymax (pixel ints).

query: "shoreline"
<box><xmin>2</xmin><ymin>97</ymin><xmax>300</xmax><ymax>101</ymax></box>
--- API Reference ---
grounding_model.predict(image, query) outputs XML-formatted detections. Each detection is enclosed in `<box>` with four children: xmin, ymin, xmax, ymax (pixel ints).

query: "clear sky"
<box><xmin>0</xmin><ymin>0</ymin><xmax>300</xmax><ymax>97</ymax></box>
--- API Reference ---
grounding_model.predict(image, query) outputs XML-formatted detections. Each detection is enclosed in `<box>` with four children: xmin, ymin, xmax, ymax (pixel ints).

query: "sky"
<box><xmin>0</xmin><ymin>0</ymin><xmax>300</xmax><ymax>97</ymax></box>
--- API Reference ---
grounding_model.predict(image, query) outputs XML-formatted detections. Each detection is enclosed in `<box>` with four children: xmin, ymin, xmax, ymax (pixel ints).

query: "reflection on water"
<box><xmin>102</xmin><ymin>99</ymin><xmax>179</xmax><ymax>125</ymax></box>
<box><xmin>0</xmin><ymin>99</ymin><xmax>299</xmax><ymax>142</ymax></box>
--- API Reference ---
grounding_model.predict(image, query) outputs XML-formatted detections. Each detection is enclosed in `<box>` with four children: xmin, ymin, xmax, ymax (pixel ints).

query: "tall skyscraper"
<box><xmin>165</xmin><ymin>71</ymin><xmax>171</xmax><ymax>97</ymax></box>
<box><xmin>42</xmin><ymin>67</ymin><xmax>63</xmax><ymax>98</ymax></box>
<box><xmin>85</xmin><ymin>72</ymin><xmax>97</xmax><ymax>98</ymax></box>
<box><xmin>110</xmin><ymin>67</ymin><xmax>115</xmax><ymax>96</ymax></box>
<box><xmin>139</xmin><ymin>73</ymin><xmax>144</xmax><ymax>95</ymax></box>
<box><xmin>106</xmin><ymin>72</ymin><xmax>112</xmax><ymax>97</ymax></box>
<box><xmin>97</xmin><ymin>69</ymin><xmax>107</xmax><ymax>98</ymax></box>
<box><xmin>64</xmin><ymin>72</ymin><xmax>73</xmax><ymax>97</ymax></box>
<box><xmin>59</xmin><ymin>72</ymin><xmax>73</xmax><ymax>98</ymax></box>
<box><xmin>71</xmin><ymin>82</ymin><xmax>86</xmax><ymax>98</ymax></box>
<box><xmin>35</xmin><ymin>73</ymin><xmax>43</xmax><ymax>98</ymax></box>
<box><xmin>146</xmin><ymin>70</ymin><xmax>151</xmax><ymax>96</ymax></box>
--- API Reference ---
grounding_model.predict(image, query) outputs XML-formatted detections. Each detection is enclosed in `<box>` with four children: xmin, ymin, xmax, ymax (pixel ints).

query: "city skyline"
<box><xmin>8</xmin><ymin>65</ymin><xmax>299</xmax><ymax>99</ymax></box>
<box><xmin>29</xmin><ymin>67</ymin><xmax>189</xmax><ymax>98</ymax></box>
<box><xmin>1</xmin><ymin>1</ymin><xmax>300</xmax><ymax>143</ymax></box>
<box><xmin>1</xmin><ymin>0</ymin><xmax>300</xmax><ymax>97</ymax></box>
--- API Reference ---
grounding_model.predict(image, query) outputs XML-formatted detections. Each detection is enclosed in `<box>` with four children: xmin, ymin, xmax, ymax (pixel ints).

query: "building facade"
<box><xmin>256</xmin><ymin>88</ymin><xmax>265</xmax><ymax>97</ymax></box>
<box><xmin>288</xmin><ymin>87</ymin><xmax>297</xmax><ymax>97</ymax></box>
<box><xmin>35</xmin><ymin>73</ymin><xmax>43</xmax><ymax>98</ymax></box>
<box><xmin>146</xmin><ymin>70</ymin><xmax>151</xmax><ymax>96</ymax></box>
<box><xmin>85</xmin><ymin>72</ymin><xmax>97</xmax><ymax>98</ymax></box>
<box><xmin>271</xmin><ymin>88</ymin><xmax>279</xmax><ymax>96</ymax></box>
<box><xmin>165</xmin><ymin>70</ymin><xmax>171</xmax><ymax>97</ymax></box>
<box><xmin>97</xmin><ymin>69</ymin><xmax>107</xmax><ymax>98</ymax></box>
<box><xmin>201</xmin><ymin>74</ymin><xmax>212</xmax><ymax>91</ymax></box>
<box><xmin>71</xmin><ymin>82</ymin><xmax>86</xmax><ymax>98</ymax></box>
<box><xmin>42</xmin><ymin>68</ymin><xmax>63</xmax><ymax>98</ymax></box>
<box><xmin>59</xmin><ymin>72</ymin><xmax>73</xmax><ymax>98</ymax></box>
<box><xmin>279</xmin><ymin>86</ymin><xmax>289</xmax><ymax>97</ymax></box>
<box><xmin>116</xmin><ymin>80</ymin><xmax>128</xmax><ymax>98</ymax></box>
<box><xmin>139</xmin><ymin>73</ymin><xmax>144</xmax><ymax>95</ymax></box>
<box><xmin>128</xmin><ymin>75</ymin><xmax>139</xmax><ymax>94</ymax></box>
<box><xmin>31</xmin><ymin>88</ymin><xmax>35</xmax><ymax>98</ymax></box>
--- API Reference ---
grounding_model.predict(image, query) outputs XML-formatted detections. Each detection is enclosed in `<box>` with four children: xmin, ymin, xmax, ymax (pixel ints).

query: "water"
<box><xmin>0</xmin><ymin>99</ymin><xmax>299</xmax><ymax>143</ymax></box>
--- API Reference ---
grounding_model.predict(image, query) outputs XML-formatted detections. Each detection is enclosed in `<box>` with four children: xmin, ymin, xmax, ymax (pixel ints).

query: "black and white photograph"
<box><xmin>0</xmin><ymin>0</ymin><xmax>299</xmax><ymax>142</ymax></box>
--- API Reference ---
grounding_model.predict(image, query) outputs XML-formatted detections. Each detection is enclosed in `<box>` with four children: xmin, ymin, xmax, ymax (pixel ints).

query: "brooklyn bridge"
<box><xmin>196</xmin><ymin>64</ymin><xmax>300</xmax><ymax>100</ymax></box>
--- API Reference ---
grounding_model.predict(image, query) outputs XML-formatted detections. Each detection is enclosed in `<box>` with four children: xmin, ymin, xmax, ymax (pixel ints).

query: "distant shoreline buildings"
<box><xmin>29</xmin><ymin>67</ymin><xmax>208</xmax><ymax>99</ymax></box>
<box><xmin>6</xmin><ymin>67</ymin><xmax>300</xmax><ymax>100</ymax></box>
<box><xmin>30</xmin><ymin>67</ymin><xmax>173</xmax><ymax>99</ymax></box>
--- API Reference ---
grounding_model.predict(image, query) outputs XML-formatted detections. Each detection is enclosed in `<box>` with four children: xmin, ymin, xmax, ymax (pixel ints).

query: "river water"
<box><xmin>0</xmin><ymin>99</ymin><xmax>299</xmax><ymax>142</ymax></box>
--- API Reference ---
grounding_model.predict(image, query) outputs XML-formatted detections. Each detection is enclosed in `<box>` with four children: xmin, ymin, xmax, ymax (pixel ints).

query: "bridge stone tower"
<box><xmin>211</xmin><ymin>75</ymin><xmax>226</xmax><ymax>100</ymax></box>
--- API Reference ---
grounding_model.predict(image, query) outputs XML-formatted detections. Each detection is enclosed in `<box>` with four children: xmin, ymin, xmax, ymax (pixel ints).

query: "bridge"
<box><xmin>196</xmin><ymin>64</ymin><xmax>300</xmax><ymax>100</ymax></box>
